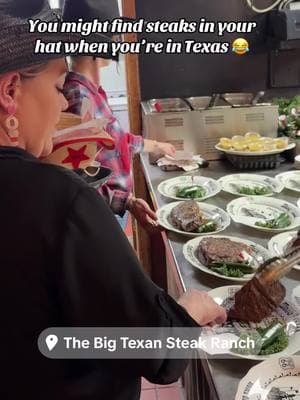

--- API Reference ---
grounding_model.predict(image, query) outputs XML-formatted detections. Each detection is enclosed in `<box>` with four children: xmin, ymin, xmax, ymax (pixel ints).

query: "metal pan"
<box><xmin>185</xmin><ymin>96</ymin><xmax>231</xmax><ymax>110</ymax></box>
<box><xmin>221</xmin><ymin>92</ymin><xmax>254</xmax><ymax>107</ymax></box>
<box><xmin>148</xmin><ymin>98</ymin><xmax>191</xmax><ymax>113</ymax></box>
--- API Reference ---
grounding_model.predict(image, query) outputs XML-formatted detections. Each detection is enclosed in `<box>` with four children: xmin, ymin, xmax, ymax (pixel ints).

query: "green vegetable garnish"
<box><xmin>176</xmin><ymin>185</ymin><xmax>206</xmax><ymax>199</ymax></box>
<box><xmin>259</xmin><ymin>332</ymin><xmax>289</xmax><ymax>355</ymax></box>
<box><xmin>238</xmin><ymin>186</ymin><xmax>272</xmax><ymax>196</ymax></box>
<box><xmin>208</xmin><ymin>261</ymin><xmax>254</xmax><ymax>277</ymax></box>
<box><xmin>257</xmin><ymin>322</ymin><xmax>288</xmax><ymax>355</ymax></box>
<box><xmin>231</xmin><ymin>321</ymin><xmax>289</xmax><ymax>355</ymax></box>
<box><xmin>195</xmin><ymin>221</ymin><xmax>217</xmax><ymax>233</ymax></box>
<box><xmin>255</xmin><ymin>212</ymin><xmax>291</xmax><ymax>229</ymax></box>
<box><xmin>210</xmin><ymin>265</ymin><xmax>244</xmax><ymax>278</ymax></box>
<box><xmin>231</xmin><ymin>331</ymin><xmax>262</xmax><ymax>355</ymax></box>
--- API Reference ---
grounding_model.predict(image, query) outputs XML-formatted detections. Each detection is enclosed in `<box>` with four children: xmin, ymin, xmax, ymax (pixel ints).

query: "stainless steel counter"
<box><xmin>140</xmin><ymin>153</ymin><xmax>300</xmax><ymax>400</ymax></box>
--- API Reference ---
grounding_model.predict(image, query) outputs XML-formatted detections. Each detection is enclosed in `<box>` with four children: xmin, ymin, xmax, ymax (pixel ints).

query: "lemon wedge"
<box><xmin>248</xmin><ymin>142</ymin><xmax>263</xmax><ymax>152</ymax></box>
<box><xmin>274</xmin><ymin>138</ymin><xmax>288</xmax><ymax>149</ymax></box>
<box><xmin>245</xmin><ymin>132</ymin><xmax>261</xmax><ymax>141</ymax></box>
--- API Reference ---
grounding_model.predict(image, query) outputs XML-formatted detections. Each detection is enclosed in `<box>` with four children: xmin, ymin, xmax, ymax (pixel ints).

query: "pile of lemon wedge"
<box><xmin>217</xmin><ymin>132</ymin><xmax>289</xmax><ymax>152</ymax></box>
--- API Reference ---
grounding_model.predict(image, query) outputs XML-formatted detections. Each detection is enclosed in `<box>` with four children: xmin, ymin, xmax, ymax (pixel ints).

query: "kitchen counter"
<box><xmin>139</xmin><ymin>153</ymin><xmax>300</xmax><ymax>400</ymax></box>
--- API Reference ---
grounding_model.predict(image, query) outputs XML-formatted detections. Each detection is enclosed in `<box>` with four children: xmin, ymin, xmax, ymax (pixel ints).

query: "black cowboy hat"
<box><xmin>63</xmin><ymin>0</ymin><xmax>120</xmax><ymax>32</ymax></box>
<box><xmin>0</xmin><ymin>0</ymin><xmax>115</xmax><ymax>74</ymax></box>
<box><xmin>62</xmin><ymin>0</ymin><xmax>135</xmax><ymax>60</ymax></box>
<box><xmin>63</xmin><ymin>0</ymin><xmax>135</xmax><ymax>35</ymax></box>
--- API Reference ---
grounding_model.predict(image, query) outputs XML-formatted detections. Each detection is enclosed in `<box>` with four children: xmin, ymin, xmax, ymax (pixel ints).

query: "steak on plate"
<box><xmin>197</xmin><ymin>237</ymin><xmax>254</xmax><ymax>266</ymax></box>
<box><xmin>285</xmin><ymin>230</ymin><xmax>300</xmax><ymax>253</ymax></box>
<box><xmin>169</xmin><ymin>200</ymin><xmax>203</xmax><ymax>232</ymax></box>
<box><xmin>228</xmin><ymin>277</ymin><xmax>286</xmax><ymax>323</ymax></box>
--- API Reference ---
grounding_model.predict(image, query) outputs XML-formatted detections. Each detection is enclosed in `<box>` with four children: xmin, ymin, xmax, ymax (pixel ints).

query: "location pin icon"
<box><xmin>45</xmin><ymin>334</ymin><xmax>58</xmax><ymax>351</ymax></box>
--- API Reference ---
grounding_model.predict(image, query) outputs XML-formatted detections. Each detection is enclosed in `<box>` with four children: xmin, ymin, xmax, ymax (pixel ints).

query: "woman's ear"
<box><xmin>0</xmin><ymin>73</ymin><xmax>21</xmax><ymax>113</ymax></box>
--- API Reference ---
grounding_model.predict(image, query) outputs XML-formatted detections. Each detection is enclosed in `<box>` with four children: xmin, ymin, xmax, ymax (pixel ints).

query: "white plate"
<box><xmin>292</xmin><ymin>286</ymin><xmax>300</xmax><ymax>310</ymax></box>
<box><xmin>157</xmin><ymin>175</ymin><xmax>220</xmax><ymax>201</ymax></box>
<box><xmin>209</xmin><ymin>285</ymin><xmax>300</xmax><ymax>361</ymax></box>
<box><xmin>277</xmin><ymin>170</ymin><xmax>300</xmax><ymax>193</ymax></box>
<box><xmin>156</xmin><ymin>201</ymin><xmax>231</xmax><ymax>237</ymax></box>
<box><xmin>268</xmin><ymin>231</ymin><xmax>300</xmax><ymax>271</ymax></box>
<box><xmin>215</xmin><ymin>142</ymin><xmax>295</xmax><ymax>156</ymax></box>
<box><xmin>183</xmin><ymin>235</ymin><xmax>270</xmax><ymax>282</ymax></box>
<box><xmin>227</xmin><ymin>197</ymin><xmax>300</xmax><ymax>232</ymax></box>
<box><xmin>218</xmin><ymin>173</ymin><xmax>283</xmax><ymax>197</ymax></box>
<box><xmin>235</xmin><ymin>357</ymin><xmax>300</xmax><ymax>400</ymax></box>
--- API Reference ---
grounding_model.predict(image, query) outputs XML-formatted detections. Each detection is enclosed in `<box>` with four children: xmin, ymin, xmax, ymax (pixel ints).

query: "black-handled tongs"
<box><xmin>207</xmin><ymin>94</ymin><xmax>220</xmax><ymax>109</ymax></box>
<box><xmin>255</xmin><ymin>245</ymin><xmax>300</xmax><ymax>285</ymax></box>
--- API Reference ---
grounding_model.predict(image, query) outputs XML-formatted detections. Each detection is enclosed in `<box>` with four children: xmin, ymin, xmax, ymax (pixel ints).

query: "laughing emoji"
<box><xmin>232</xmin><ymin>38</ymin><xmax>249</xmax><ymax>55</ymax></box>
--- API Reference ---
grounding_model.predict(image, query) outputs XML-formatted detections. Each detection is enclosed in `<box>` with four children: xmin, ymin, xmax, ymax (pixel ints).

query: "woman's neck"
<box><xmin>72</xmin><ymin>59</ymin><xmax>101</xmax><ymax>87</ymax></box>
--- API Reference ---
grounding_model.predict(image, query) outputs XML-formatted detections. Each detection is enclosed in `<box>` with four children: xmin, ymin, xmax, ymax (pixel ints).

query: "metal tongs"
<box><xmin>255</xmin><ymin>245</ymin><xmax>300</xmax><ymax>285</ymax></box>
<box><xmin>207</xmin><ymin>94</ymin><xmax>220</xmax><ymax>109</ymax></box>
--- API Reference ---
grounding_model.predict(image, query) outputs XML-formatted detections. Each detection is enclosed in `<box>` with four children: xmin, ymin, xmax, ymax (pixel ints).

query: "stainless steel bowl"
<box><xmin>185</xmin><ymin>96</ymin><xmax>231</xmax><ymax>110</ymax></box>
<box><xmin>222</xmin><ymin>92</ymin><xmax>254</xmax><ymax>107</ymax></box>
<box><xmin>185</xmin><ymin>96</ymin><xmax>211</xmax><ymax>110</ymax></box>
<box><xmin>148</xmin><ymin>98</ymin><xmax>191</xmax><ymax>113</ymax></box>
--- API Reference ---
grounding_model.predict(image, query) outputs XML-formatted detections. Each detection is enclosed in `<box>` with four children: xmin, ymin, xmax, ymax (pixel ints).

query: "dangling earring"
<box><xmin>5</xmin><ymin>112</ymin><xmax>19</xmax><ymax>146</ymax></box>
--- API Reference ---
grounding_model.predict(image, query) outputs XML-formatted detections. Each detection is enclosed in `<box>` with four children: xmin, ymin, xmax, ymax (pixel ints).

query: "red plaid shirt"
<box><xmin>63</xmin><ymin>72</ymin><xmax>144</xmax><ymax>216</ymax></box>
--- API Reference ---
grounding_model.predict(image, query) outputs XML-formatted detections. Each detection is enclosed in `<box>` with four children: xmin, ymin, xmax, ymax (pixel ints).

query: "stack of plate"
<box><xmin>235</xmin><ymin>357</ymin><xmax>300</xmax><ymax>399</ymax></box>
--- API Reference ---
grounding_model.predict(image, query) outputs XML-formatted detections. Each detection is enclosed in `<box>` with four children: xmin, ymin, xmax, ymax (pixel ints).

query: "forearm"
<box><xmin>143</xmin><ymin>139</ymin><xmax>159</xmax><ymax>153</ymax></box>
<box><xmin>143</xmin><ymin>139</ymin><xmax>176</xmax><ymax>158</ymax></box>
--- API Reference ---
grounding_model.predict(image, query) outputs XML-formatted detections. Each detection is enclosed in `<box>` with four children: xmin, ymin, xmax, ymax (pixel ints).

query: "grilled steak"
<box><xmin>169</xmin><ymin>200</ymin><xmax>203</xmax><ymax>232</ymax></box>
<box><xmin>228</xmin><ymin>277</ymin><xmax>286</xmax><ymax>323</ymax></box>
<box><xmin>285</xmin><ymin>230</ymin><xmax>300</xmax><ymax>253</ymax></box>
<box><xmin>197</xmin><ymin>237</ymin><xmax>254</xmax><ymax>266</ymax></box>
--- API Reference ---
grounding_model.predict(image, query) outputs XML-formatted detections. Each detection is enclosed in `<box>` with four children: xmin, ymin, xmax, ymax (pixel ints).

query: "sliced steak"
<box><xmin>228</xmin><ymin>277</ymin><xmax>286</xmax><ymax>323</ymax></box>
<box><xmin>197</xmin><ymin>237</ymin><xmax>254</xmax><ymax>266</ymax></box>
<box><xmin>169</xmin><ymin>200</ymin><xmax>203</xmax><ymax>232</ymax></box>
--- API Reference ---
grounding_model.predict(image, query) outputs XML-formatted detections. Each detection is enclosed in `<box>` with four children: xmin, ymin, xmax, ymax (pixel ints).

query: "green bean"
<box><xmin>176</xmin><ymin>185</ymin><xmax>206</xmax><ymax>199</ymax></box>
<box><xmin>209</xmin><ymin>261</ymin><xmax>254</xmax><ymax>274</ymax></box>
<box><xmin>195</xmin><ymin>221</ymin><xmax>217</xmax><ymax>233</ymax></box>
<box><xmin>255</xmin><ymin>213</ymin><xmax>291</xmax><ymax>229</ymax></box>
<box><xmin>238</xmin><ymin>186</ymin><xmax>272</xmax><ymax>195</ymax></box>
<box><xmin>258</xmin><ymin>322</ymin><xmax>286</xmax><ymax>350</ymax></box>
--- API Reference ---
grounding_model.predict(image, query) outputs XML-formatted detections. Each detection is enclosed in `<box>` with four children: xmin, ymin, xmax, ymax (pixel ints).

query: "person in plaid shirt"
<box><xmin>63</xmin><ymin>58</ymin><xmax>175</xmax><ymax>231</ymax></box>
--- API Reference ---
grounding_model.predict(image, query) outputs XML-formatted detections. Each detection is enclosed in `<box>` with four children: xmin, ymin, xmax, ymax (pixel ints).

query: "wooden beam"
<box><xmin>121</xmin><ymin>0</ymin><xmax>141</xmax><ymax>136</ymax></box>
<box><xmin>122</xmin><ymin>0</ymin><xmax>153</xmax><ymax>276</ymax></box>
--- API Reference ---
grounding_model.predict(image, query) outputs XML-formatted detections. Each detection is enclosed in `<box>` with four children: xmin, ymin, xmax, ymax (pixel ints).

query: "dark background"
<box><xmin>135</xmin><ymin>0</ymin><xmax>300</xmax><ymax>100</ymax></box>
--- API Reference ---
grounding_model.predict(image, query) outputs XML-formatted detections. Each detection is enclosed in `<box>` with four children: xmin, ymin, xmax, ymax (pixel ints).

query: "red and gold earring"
<box><xmin>5</xmin><ymin>105</ymin><xmax>19</xmax><ymax>146</ymax></box>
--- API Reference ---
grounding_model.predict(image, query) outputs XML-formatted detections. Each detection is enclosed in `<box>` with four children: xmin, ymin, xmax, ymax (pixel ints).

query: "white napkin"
<box><xmin>157</xmin><ymin>152</ymin><xmax>206</xmax><ymax>172</ymax></box>
<box><xmin>157</xmin><ymin>157</ymin><xmax>199</xmax><ymax>172</ymax></box>
<box><xmin>166</xmin><ymin>151</ymin><xmax>194</xmax><ymax>161</ymax></box>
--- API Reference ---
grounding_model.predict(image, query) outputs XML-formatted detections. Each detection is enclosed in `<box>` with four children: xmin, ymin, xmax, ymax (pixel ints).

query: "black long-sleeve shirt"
<box><xmin>0</xmin><ymin>146</ymin><xmax>197</xmax><ymax>400</ymax></box>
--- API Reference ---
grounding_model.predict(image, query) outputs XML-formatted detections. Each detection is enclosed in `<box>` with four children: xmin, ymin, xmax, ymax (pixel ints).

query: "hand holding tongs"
<box><xmin>254</xmin><ymin>245</ymin><xmax>300</xmax><ymax>285</ymax></box>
